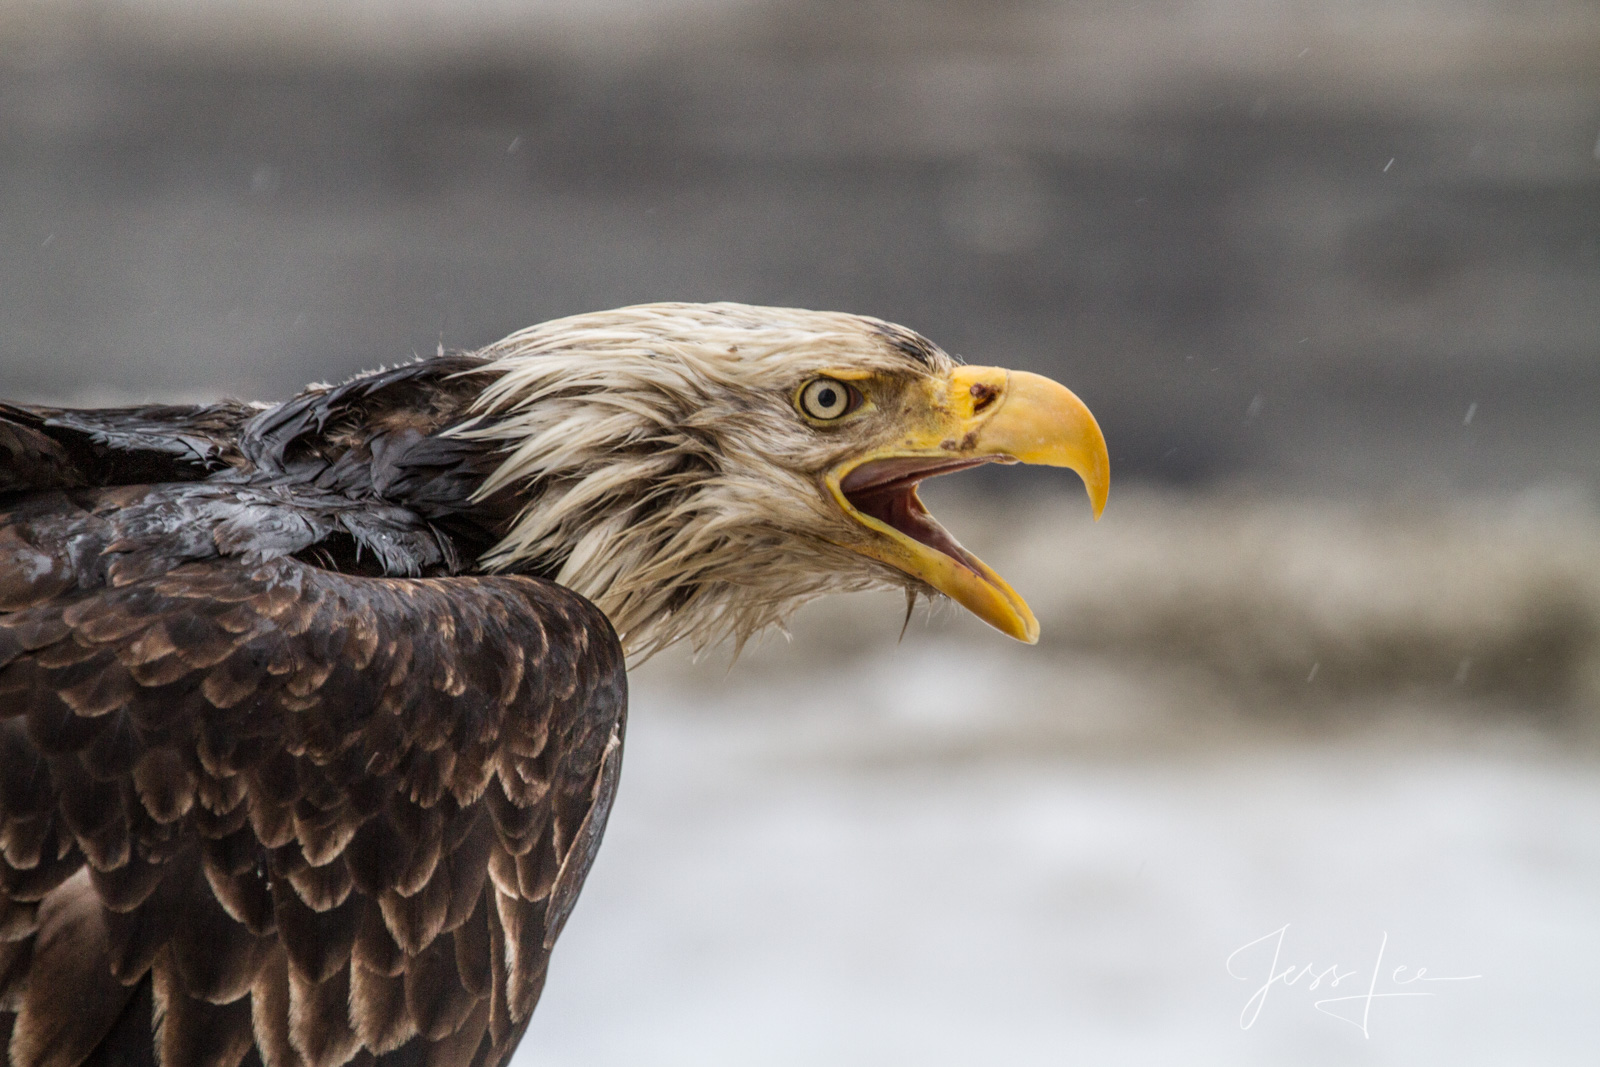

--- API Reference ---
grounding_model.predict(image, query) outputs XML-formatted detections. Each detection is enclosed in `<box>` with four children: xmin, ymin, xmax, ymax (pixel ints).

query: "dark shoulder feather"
<box><xmin>0</xmin><ymin>402</ymin><xmax>256</xmax><ymax>495</ymax></box>
<box><xmin>237</xmin><ymin>357</ymin><xmax>493</xmax><ymax>483</ymax></box>
<box><xmin>232</xmin><ymin>356</ymin><xmax>513</xmax><ymax>571</ymax></box>
<box><xmin>3</xmin><ymin>354</ymin><xmax>517</xmax><ymax>583</ymax></box>
<box><xmin>0</xmin><ymin>546</ymin><xmax>626</xmax><ymax>1067</ymax></box>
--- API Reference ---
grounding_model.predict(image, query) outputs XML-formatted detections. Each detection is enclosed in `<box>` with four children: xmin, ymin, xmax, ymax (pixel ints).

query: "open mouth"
<box><xmin>822</xmin><ymin>365</ymin><xmax>1107</xmax><ymax>643</ymax></box>
<box><xmin>838</xmin><ymin>456</ymin><xmax>1001</xmax><ymax>573</ymax></box>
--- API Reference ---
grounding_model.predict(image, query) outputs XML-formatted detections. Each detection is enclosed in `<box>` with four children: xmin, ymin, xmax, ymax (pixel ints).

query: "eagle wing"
<box><xmin>0</xmin><ymin>501</ymin><xmax>626</xmax><ymax>1067</ymax></box>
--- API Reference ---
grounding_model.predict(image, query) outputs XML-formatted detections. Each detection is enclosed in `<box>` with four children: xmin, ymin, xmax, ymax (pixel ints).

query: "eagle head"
<box><xmin>462</xmin><ymin>302</ymin><xmax>1108</xmax><ymax>658</ymax></box>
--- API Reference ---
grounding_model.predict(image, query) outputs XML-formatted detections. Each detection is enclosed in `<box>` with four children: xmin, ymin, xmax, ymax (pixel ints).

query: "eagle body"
<box><xmin>0</xmin><ymin>354</ymin><xmax>625</xmax><ymax>1067</ymax></box>
<box><xmin>0</xmin><ymin>303</ymin><xmax>1108</xmax><ymax>1067</ymax></box>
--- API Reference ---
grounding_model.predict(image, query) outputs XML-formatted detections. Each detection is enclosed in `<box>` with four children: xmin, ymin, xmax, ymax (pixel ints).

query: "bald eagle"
<box><xmin>0</xmin><ymin>303</ymin><xmax>1107</xmax><ymax>1067</ymax></box>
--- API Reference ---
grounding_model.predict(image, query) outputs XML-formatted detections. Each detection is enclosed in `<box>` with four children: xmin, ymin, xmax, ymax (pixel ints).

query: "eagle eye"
<box><xmin>798</xmin><ymin>378</ymin><xmax>859</xmax><ymax>421</ymax></box>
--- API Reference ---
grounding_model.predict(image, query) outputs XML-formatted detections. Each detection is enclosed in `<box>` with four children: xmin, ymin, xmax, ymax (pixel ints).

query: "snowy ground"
<box><xmin>519</xmin><ymin>492</ymin><xmax>1600</xmax><ymax>1066</ymax></box>
<box><xmin>522</xmin><ymin>656</ymin><xmax>1598</xmax><ymax>1066</ymax></box>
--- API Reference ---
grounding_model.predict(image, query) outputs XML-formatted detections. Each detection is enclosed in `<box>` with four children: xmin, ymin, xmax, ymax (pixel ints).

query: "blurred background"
<box><xmin>2</xmin><ymin>0</ymin><xmax>1598</xmax><ymax>1062</ymax></box>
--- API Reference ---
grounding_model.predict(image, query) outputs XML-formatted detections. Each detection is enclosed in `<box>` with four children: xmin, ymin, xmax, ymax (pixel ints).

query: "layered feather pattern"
<box><xmin>0</xmin><ymin>358</ymin><xmax>626</xmax><ymax>1067</ymax></box>
<box><xmin>0</xmin><ymin>540</ymin><xmax>624</xmax><ymax>1067</ymax></box>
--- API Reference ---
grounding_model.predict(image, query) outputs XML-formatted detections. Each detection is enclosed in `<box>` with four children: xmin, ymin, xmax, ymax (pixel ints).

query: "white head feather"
<box><xmin>456</xmin><ymin>302</ymin><xmax>956</xmax><ymax>658</ymax></box>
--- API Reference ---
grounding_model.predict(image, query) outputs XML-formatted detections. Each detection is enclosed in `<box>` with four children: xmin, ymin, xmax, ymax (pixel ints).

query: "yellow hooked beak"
<box><xmin>826</xmin><ymin>366</ymin><xmax>1109</xmax><ymax>643</ymax></box>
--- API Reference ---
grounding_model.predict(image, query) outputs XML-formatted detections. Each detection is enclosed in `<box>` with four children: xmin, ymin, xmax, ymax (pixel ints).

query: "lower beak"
<box><xmin>827</xmin><ymin>366</ymin><xmax>1108</xmax><ymax>643</ymax></box>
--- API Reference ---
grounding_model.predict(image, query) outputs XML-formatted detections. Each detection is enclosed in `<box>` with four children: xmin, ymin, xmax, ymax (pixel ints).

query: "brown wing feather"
<box><xmin>0</xmin><ymin>521</ymin><xmax>626</xmax><ymax>1067</ymax></box>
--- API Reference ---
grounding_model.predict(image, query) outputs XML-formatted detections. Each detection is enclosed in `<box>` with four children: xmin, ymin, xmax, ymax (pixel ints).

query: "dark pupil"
<box><xmin>816</xmin><ymin>387</ymin><xmax>838</xmax><ymax>410</ymax></box>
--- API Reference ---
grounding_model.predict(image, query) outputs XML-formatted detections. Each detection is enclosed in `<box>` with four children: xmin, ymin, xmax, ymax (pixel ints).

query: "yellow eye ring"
<box><xmin>798</xmin><ymin>378</ymin><xmax>860</xmax><ymax>421</ymax></box>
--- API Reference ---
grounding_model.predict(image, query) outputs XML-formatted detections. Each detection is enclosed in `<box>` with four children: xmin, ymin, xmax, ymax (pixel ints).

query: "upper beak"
<box><xmin>826</xmin><ymin>366</ymin><xmax>1108</xmax><ymax>643</ymax></box>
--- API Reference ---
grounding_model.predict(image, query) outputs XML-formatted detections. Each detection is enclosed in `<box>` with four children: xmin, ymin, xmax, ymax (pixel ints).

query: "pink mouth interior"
<box><xmin>838</xmin><ymin>457</ymin><xmax>995</xmax><ymax>572</ymax></box>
